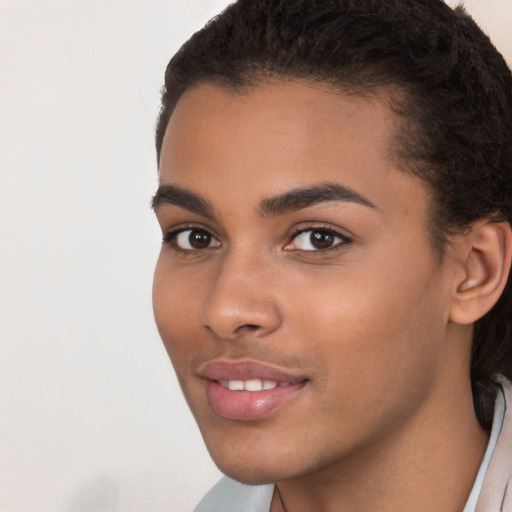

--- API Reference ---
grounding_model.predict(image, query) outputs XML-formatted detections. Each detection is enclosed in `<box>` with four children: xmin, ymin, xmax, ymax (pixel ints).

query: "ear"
<box><xmin>450</xmin><ymin>220</ymin><xmax>512</xmax><ymax>325</ymax></box>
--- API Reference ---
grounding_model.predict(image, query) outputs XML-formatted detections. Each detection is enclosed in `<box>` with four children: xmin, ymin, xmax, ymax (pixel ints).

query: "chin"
<box><xmin>216</xmin><ymin>462</ymin><xmax>289</xmax><ymax>486</ymax></box>
<box><xmin>206</xmin><ymin>440</ymin><xmax>321</xmax><ymax>486</ymax></box>
<box><xmin>204</xmin><ymin>441</ymin><xmax>294</xmax><ymax>485</ymax></box>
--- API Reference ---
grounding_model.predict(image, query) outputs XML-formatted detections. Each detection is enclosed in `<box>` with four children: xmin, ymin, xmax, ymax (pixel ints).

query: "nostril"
<box><xmin>236</xmin><ymin>324</ymin><xmax>261</xmax><ymax>334</ymax></box>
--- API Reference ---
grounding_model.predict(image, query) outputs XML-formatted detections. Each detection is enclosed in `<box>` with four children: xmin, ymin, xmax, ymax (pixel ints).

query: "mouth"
<box><xmin>198</xmin><ymin>360</ymin><xmax>309</xmax><ymax>421</ymax></box>
<box><xmin>218</xmin><ymin>379</ymin><xmax>293</xmax><ymax>391</ymax></box>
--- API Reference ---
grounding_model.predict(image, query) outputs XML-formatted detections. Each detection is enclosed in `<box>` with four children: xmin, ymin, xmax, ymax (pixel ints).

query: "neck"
<box><xmin>271</xmin><ymin>370</ymin><xmax>489</xmax><ymax>512</ymax></box>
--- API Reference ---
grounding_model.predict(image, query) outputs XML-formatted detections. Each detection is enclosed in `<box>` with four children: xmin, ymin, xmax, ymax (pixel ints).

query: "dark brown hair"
<box><xmin>156</xmin><ymin>0</ymin><xmax>512</xmax><ymax>428</ymax></box>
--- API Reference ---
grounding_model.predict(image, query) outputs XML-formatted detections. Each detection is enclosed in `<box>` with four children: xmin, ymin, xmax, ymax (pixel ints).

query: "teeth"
<box><xmin>228</xmin><ymin>380</ymin><xmax>244</xmax><ymax>391</ymax></box>
<box><xmin>219</xmin><ymin>379</ymin><xmax>282</xmax><ymax>391</ymax></box>
<box><xmin>244</xmin><ymin>379</ymin><xmax>263</xmax><ymax>391</ymax></box>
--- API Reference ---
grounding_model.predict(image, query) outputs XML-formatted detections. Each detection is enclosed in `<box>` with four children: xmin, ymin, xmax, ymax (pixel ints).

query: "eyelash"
<box><xmin>162</xmin><ymin>225</ymin><xmax>220</xmax><ymax>251</ymax></box>
<box><xmin>285</xmin><ymin>225</ymin><xmax>352</xmax><ymax>253</ymax></box>
<box><xmin>162</xmin><ymin>224</ymin><xmax>352</xmax><ymax>254</ymax></box>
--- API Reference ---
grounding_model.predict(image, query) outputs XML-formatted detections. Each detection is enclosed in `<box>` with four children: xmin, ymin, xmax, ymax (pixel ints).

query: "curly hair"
<box><xmin>155</xmin><ymin>0</ymin><xmax>512</xmax><ymax>428</ymax></box>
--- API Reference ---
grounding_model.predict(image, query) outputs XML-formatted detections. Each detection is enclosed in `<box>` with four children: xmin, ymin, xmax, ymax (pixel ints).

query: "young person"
<box><xmin>151</xmin><ymin>1</ymin><xmax>512</xmax><ymax>510</ymax></box>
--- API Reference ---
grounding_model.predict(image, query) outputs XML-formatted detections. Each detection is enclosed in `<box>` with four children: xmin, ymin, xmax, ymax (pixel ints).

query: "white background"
<box><xmin>0</xmin><ymin>1</ymin><xmax>511</xmax><ymax>511</ymax></box>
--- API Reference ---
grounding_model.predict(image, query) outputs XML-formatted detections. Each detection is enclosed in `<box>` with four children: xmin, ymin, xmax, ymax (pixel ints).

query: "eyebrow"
<box><xmin>151</xmin><ymin>184</ymin><xmax>215</xmax><ymax>219</ymax></box>
<box><xmin>151</xmin><ymin>182</ymin><xmax>376</xmax><ymax>219</ymax></box>
<box><xmin>259</xmin><ymin>183</ymin><xmax>376</xmax><ymax>217</ymax></box>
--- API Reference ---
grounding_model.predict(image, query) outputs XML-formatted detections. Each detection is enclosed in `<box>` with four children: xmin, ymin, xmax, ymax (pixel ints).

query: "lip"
<box><xmin>198</xmin><ymin>359</ymin><xmax>308</xmax><ymax>421</ymax></box>
<box><xmin>198</xmin><ymin>359</ymin><xmax>307</xmax><ymax>383</ymax></box>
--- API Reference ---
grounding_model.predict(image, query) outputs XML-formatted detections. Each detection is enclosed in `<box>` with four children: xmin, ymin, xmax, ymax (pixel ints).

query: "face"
<box><xmin>153</xmin><ymin>82</ymin><xmax>461</xmax><ymax>484</ymax></box>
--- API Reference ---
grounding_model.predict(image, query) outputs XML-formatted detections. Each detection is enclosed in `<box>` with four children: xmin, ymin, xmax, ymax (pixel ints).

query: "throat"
<box><xmin>265</xmin><ymin>406</ymin><xmax>489</xmax><ymax>512</ymax></box>
<box><xmin>270</xmin><ymin>486</ymin><xmax>286</xmax><ymax>512</ymax></box>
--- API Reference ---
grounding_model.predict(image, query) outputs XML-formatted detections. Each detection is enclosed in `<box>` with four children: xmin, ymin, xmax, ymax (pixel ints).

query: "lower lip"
<box><xmin>206</xmin><ymin>380</ymin><xmax>307</xmax><ymax>421</ymax></box>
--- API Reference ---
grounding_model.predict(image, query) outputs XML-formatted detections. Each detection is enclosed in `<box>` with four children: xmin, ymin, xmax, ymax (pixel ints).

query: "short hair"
<box><xmin>155</xmin><ymin>0</ymin><xmax>512</xmax><ymax>428</ymax></box>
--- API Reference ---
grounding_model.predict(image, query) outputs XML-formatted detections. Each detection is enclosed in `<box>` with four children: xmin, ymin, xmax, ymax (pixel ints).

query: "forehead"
<box><xmin>159</xmin><ymin>82</ymin><xmax>429</xmax><ymax>222</ymax></box>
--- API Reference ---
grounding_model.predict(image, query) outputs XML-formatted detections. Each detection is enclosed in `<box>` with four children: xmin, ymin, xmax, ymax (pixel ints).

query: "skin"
<box><xmin>153</xmin><ymin>82</ymin><xmax>489</xmax><ymax>512</ymax></box>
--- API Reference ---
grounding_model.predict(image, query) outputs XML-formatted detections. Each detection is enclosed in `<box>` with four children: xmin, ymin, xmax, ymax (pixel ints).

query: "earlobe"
<box><xmin>450</xmin><ymin>220</ymin><xmax>512</xmax><ymax>325</ymax></box>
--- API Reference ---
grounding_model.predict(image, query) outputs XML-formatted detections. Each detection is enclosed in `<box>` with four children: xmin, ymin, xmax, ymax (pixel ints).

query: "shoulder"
<box><xmin>475</xmin><ymin>377</ymin><xmax>512</xmax><ymax>511</ymax></box>
<box><xmin>193</xmin><ymin>476</ymin><xmax>274</xmax><ymax>512</ymax></box>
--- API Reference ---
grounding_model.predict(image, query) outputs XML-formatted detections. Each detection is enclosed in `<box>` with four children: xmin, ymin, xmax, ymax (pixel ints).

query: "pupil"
<box><xmin>189</xmin><ymin>230</ymin><xmax>211</xmax><ymax>249</ymax></box>
<box><xmin>310</xmin><ymin>230</ymin><xmax>334</xmax><ymax>249</ymax></box>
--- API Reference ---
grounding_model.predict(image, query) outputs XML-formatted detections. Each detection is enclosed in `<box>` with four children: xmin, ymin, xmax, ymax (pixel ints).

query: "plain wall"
<box><xmin>0</xmin><ymin>1</ymin><xmax>511</xmax><ymax>511</ymax></box>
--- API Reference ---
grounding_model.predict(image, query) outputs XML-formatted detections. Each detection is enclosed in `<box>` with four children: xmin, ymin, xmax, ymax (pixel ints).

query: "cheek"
<box><xmin>152</xmin><ymin>255</ymin><xmax>203</xmax><ymax>367</ymax></box>
<box><xmin>284</xmin><ymin>256</ymin><xmax>446</xmax><ymax>392</ymax></box>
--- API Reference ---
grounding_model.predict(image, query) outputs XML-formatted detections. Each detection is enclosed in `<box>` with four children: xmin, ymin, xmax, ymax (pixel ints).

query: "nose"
<box><xmin>200</xmin><ymin>252</ymin><xmax>282</xmax><ymax>341</ymax></box>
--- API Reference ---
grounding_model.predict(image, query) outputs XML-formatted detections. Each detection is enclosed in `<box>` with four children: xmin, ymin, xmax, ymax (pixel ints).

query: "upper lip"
<box><xmin>198</xmin><ymin>359</ymin><xmax>308</xmax><ymax>383</ymax></box>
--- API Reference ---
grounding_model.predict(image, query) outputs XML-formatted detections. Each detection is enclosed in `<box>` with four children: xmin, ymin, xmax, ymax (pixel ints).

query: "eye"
<box><xmin>165</xmin><ymin>228</ymin><xmax>221</xmax><ymax>251</ymax></box>
<box><xmin>285</xmin><ymin>228</ymin><xmax>350</xmax><ymax>251</ymax></box>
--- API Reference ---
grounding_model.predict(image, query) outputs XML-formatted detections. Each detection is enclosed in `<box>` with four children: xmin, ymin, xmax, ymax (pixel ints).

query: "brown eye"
<box><xmin>188</xmin><ymin>230</ymin><xmax>211</xmax><ymax>249</ymax></box>
<box><xmin>310</xmin><ymin>230</ymin><xmax>335</xmax><ymax>249</ymax></box>
<box><xmin>285</xmin><ymin>228</ymin><xmax>350</xmax><ymax>252</ymax></box>
<box><xmin>174</xmin><ymin>229</ymin><xmax>221</xmax><ymax>250</ymax></box>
